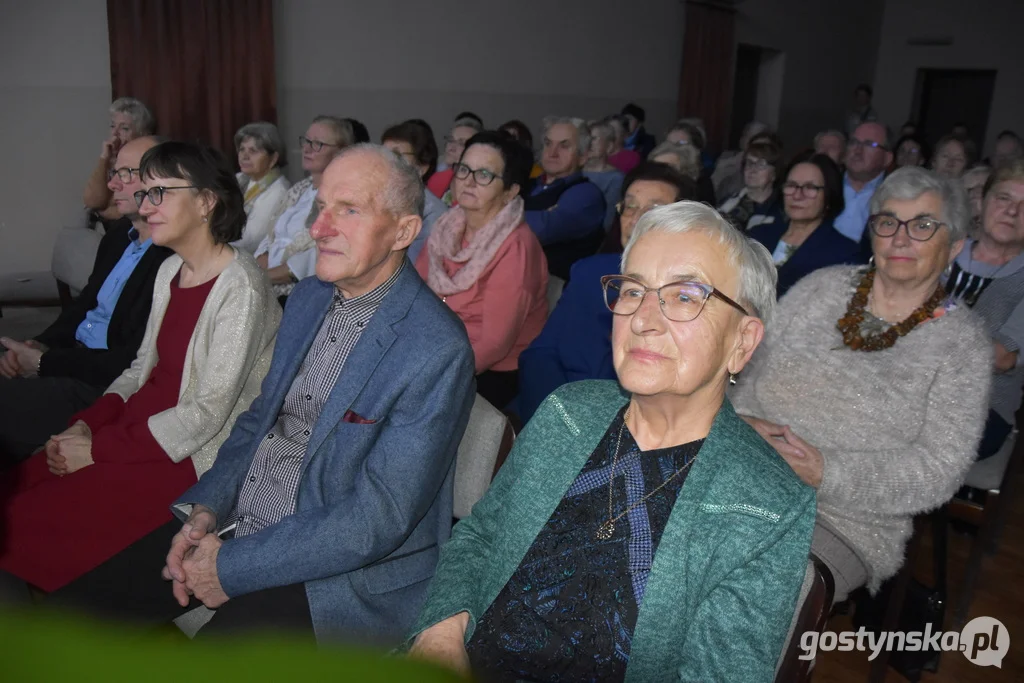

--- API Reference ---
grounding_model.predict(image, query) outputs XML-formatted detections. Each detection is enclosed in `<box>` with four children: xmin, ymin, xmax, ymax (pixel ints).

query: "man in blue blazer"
<box><xmin>50</xmin><ymin>145</ymin><xmax>476</xmax><ymax>645</ymax></box>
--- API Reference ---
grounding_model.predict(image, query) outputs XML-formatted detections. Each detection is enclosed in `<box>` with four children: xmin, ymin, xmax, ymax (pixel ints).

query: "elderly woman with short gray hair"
<box><xmin>410</xmin><ymin>202</ymin><xmax>816</xmax><ymax>682</ymax></box>
<box><xmin>732</xmin><ymin>166</ymin><xmax>992</xmax><ymax>603</ymax></box>
<box><xmin>255</xmin><ymin>115</ymin><xmax>353</xmax><ymax>297</ymax></box>
<box><xmin>84</xmin><ymin>97</ymin><xmax>157</xmax><ymax>219</ymax></box>
<box><xmin>233</xmin><ymin>121</ymin><xmax>291</xmax><ymax>254</ymax></box>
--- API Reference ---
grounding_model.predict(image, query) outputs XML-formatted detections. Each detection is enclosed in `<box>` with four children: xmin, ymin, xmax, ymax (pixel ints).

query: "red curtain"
<box><xmin>107</xmin><ymin>0</ymin><xmax>277</xmax><ymax>155</ymax></box>
<box><xmin>678</xmin><ymin>1</ymin><xmax>736</xmax><ymax>152</ymax></box>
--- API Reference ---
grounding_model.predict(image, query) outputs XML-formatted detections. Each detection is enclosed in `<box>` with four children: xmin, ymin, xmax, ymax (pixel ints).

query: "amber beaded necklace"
<box><xmin>836</xmin><ymin>267</ymin><xmax>946</xmax><ymax>352</ymax></box>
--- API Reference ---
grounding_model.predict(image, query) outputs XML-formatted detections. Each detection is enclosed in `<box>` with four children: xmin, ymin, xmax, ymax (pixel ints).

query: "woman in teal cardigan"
<box><xmin>409</xmin><ymin>202</ymin><xmax>817</xmax><ymax>682</ymax></box>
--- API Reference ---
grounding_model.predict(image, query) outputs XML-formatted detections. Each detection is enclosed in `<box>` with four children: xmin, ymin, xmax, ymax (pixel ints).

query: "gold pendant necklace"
<box><xmin>596</xmin><ymin>407</ymin><xmax>698</xmax><ymax>541</ymax></box>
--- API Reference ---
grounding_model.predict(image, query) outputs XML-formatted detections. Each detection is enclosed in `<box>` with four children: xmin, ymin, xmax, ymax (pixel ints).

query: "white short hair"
<box><xmin>648</xmin><ymin>141</ymin><xmax>701</xmax><ymax>182</ymax></box>
<box><xmin>869</xmin><ymin>166</ymin><xmax>970</xmax><ymax>242</ymax></box>
<box><xmin>622</xmin><ymin>201</ymin><xmax>778</xmax><ymax>325</ymax></box>
<box><xmin>542</xmin><ymin>116</ymin><xmax>590</xmax><ymax>157</ymax></box>
<box><xmin>336</xmin><ymin>143</ymin><xmax>425</xmax><ymax>219</ymax></box>
<box><xmin>109</xmin><ymin>97</ymin><xmax>155</xmax><ymax>135</ymax></box>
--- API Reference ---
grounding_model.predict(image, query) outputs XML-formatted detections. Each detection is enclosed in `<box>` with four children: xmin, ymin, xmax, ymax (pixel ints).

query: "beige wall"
<box><xmin>0</xmin><ymin>0</ymin><xmax>112</xmax><ymax>274</ymax></box>
<box><xmin>872</xmin><ymin>0</ymin><xmax>1024</xmax><ymax>156</ymax></box>
<box><xmin>734</xmin><ymin>0</ymin><xmax>886</xmax><ymax>153</ymax></box>
<box><xmin>273</xmin><ymin>0</ymin><xmax>685</xmax><ymax>178</ymax></box>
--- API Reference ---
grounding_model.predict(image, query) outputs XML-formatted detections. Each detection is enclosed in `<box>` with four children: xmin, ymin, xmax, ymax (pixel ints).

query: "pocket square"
<box><xmin>343</xmin><ymin>410</ymin><xmax>376</xmax><ymax>424</ymax></box>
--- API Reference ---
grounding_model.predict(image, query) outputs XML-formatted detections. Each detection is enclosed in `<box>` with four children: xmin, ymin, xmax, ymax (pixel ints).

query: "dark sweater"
<box><xmin>35</xmin><ymin>220</ymin><xmax>172</xmax><ymax>388</ymax></box>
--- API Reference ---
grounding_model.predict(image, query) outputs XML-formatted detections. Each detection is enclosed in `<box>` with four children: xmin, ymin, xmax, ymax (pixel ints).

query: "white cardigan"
<box><xmin>104</xmin><ymin>248</ymin><xmax>281</xmax><ymax>477</ymax></box>
<box><xmin>233</xmin><ymin>173</ymin><xmax>291</xmax><ymax>254</ymax></box>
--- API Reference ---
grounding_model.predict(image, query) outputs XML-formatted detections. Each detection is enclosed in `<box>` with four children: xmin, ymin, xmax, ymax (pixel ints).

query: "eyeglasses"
<box><xmin>299</xmin><ymin>136</ymin><xmax>340</xmax><ymax>153</ymax></box>
<box><xmin>782</xmin><ymin>182</ymin><xmax>825</xmax><ymax>197</ymax></box>
<box><xmin>745</xmin><ymin>157</ymin><xmax>771</xmax><ymax>170</ymax></box>
<box><xmin>600</xmin><ymin>275</ymin><xmax>748</xmax><ymax>322</ymax></box>
<box><xmin>849</xmin><ymin>137</ymin><xmax>888</xmax><ymax>151</ymax></box>
<box><xmin>453</xmin><ymin>163</ymin><xmax>501</xmax><ymax>186</ymax></box>
<box><xmin>134</xmin><ymin>186</ymin><xmax>198</xmax><ymax>208</ymax></box>
<box><xmin>868</xmin><ymin>214</ymin><xmax>945</xmax><ymax>241</ymax></box>
<box><xmin>615</xmin><ymin>201</ymin><xmax>665</xmax><ymax>218</ymax></box>
<box><xmin>107</xmin><ymin>167</ymin><xmax>140</xmax><ymax>183</ymax></box>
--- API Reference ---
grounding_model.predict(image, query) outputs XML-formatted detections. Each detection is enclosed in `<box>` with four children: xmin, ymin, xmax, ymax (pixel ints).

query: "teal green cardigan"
<box><xmin>410</xmin><ymin>380</ymin><xmax>816</xmax><ymax>682</ymax></box>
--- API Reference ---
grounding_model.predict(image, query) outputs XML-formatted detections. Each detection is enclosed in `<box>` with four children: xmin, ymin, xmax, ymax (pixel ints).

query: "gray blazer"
<box><xmin>174</xmin><ymin>264</ymin><xmax>476</xmax><ymax>643</ymax></box>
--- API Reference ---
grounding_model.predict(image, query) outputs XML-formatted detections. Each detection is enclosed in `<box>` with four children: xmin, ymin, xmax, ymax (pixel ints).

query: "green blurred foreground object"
<box><xmin>0</xmin><ymin>610</ymin><xmax>465</xmax><ymax>682</ymax></box>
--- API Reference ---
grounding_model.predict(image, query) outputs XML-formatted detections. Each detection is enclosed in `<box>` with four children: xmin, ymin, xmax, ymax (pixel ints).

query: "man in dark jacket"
<box><xmin>0</xmin><ymin>136</ymin><xmax>171</xmax><ymax>464</ymax></box>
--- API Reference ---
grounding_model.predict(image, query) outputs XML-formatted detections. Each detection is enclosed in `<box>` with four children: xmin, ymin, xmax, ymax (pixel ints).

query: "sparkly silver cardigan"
<box><xmin>104</xmin><ymin>249</ymin><xmax>281</xmax><ymax>478</ymax></box>
<box><xmin>731</xmin><ymin>265</ymin><xmax>992</xmax><ymax>590</ymax></box>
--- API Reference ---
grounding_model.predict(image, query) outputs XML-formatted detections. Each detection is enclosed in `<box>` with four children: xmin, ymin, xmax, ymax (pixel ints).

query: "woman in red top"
<box><xmin>0</xmin><ymin>142</ymin><xmax>280</xmax><ymax>592</ymax></box>
<box><xmin>417</xmin><ymin>131</ymin><xmax>548</xmax><ymax>409</ymax></box>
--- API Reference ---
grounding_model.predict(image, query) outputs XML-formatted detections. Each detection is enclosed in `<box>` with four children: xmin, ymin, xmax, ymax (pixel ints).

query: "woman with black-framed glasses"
<box><xmin>731</xmin><ymin>166</ymin><xmax>991</xmax><ymax>605</ymax></box>
<box><xmin>254</xmin><ymin>116</ymin><xmax>353</xmax><ymax>299</ymax></box>
<box><xmin>415</xmin><ymin>131</ymin><xmax>548</xmax><ymax>409</ymax></box>
<box><xmin>0</xmin><ymin>141</ymin><xmax>281</xmax><ymax>593</ymax></box>
<box><xmin>748</xmin><ymin>151</ymin><xmax>864</xmax><ymax>295</ymax></box>
<box><xmin>410</xmin><ymin>201</ymin><xmax>817</xmax><ymax>682</ymax></box>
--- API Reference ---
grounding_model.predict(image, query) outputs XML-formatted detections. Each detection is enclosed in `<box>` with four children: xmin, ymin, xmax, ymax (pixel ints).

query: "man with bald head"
<box><xmin>50</xmin><ymin>144</ymin><xmax>475</xmax><ymax>645</ymax></box>
<box><xmin>0</xmin><ymin>136</ymin><xmax>171</xmax><ymax>465</ymax></box>
<box><xmin>834</xmin><ymin>121</ymin><xmax>893</xmax><ymax>243</ymax></box>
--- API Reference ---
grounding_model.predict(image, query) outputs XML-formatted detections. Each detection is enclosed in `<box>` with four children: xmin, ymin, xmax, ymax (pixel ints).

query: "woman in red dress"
<box><xmin>0</xmin><ymin>142</ymin><xmax>281</xmax><ymax>592</ymax></box>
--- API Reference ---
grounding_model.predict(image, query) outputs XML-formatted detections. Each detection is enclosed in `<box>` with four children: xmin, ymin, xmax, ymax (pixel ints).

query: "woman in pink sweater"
<box><xmin>416</xmin><ymin>131</ymin><xmax>548</xmax><ymax>408</ymax></box>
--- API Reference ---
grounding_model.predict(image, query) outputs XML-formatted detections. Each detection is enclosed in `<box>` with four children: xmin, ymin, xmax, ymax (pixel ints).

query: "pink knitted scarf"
<box><xmin>425</xmin><ymin>196</ymin><xmax>525</xmax><ymax>296</ymax></box>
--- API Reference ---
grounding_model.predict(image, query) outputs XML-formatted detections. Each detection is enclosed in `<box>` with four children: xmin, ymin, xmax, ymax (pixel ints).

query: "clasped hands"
<box><xmin>0</xmin><ymin>338</ymin><xmax>46</xmax><ymax>379</ymax></box>
<box><xmin>741</xmin><ymin>416</ymin><xmax>824</xmax><ymax>488</ymax></box>
<box><xmin>45</xmin><ymin>421</ymin><xmax>94</xmax><ymax>476</ymax></box>
<box><xmin>161</xmin><ymin>505</ymin><xmax>229</xmax><ymax>609</ymax></box>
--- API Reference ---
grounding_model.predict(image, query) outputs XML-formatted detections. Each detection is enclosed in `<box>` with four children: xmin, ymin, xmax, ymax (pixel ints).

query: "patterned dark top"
<box><xmin>466</xmin><ymin>407</ymin><xmax>704</xmax><ymax>682</ymax></box>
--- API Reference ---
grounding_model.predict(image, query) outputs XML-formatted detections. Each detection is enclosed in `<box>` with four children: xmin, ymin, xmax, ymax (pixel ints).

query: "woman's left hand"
<box><xmin>48</xmin><ymin>433</ymin><xmax>95</xmax><ymax>476</ymax></box>
<box><xmin>779</xmin><ymin>427</ymin><xmax>823</xmax><ymax>488</ymax></box>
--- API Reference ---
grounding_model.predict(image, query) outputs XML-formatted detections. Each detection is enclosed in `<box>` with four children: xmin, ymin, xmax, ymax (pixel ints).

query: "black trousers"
<box><xmin>46</xmin><ymin>520</ymin><xmax>314</xmax><ymax>640</ymax></box>
<box><xmin>476</xmin><ymin>369</ymin><xmax>519</xmax><ymax>411</ymax></box>
<box><xmin>0</xmin><ymin>375</ymin><xmax>103</xmax><ymax>466</ymax></box>
<box><xmin>977</xmin><ymin>408</ymin><xmax>1013</xmax><ymax>461</ymax></box>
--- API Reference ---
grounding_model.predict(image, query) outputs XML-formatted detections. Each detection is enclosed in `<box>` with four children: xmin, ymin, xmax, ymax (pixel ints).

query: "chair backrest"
<box><xmin>963</xmin><ymin>428</ymin><xmax>1018</xmax><ymax>492</ymax></box>
<box><xmin>775</xmin><ymin>555</ymin><xmax>835</xmax><ymax>683</ymax></box>
<box><xmin>51</xmin><ymin>226</ymin><xmax>103</xmax><ymax>295</ymax></box>
<box><xmin>546</xmin><ymin>275</ymin><xmax>566</xmax><ymax>313</ymax></box>
<box><xmin>453</xmin><ymin>394</ymin><xmax>515</xmax><ymax>519</ymax></box>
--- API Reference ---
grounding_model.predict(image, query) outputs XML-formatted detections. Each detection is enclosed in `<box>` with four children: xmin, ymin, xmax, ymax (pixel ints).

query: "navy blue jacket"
<box><xmin>517</xmin><ymin>253</ymin><xmax>620</xmax><ymax>423</ymax></box>
<box><xmin>749</xmin><ymin>218</ymin><xmax>865</xmax><ymax>296</ymax></box>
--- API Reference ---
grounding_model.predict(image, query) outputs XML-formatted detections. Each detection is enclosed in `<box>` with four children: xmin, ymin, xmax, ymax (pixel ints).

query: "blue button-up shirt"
<box><xmin>76</xmin><ymin>229</ymin><xmax>153</xmax><ymax>349</ymax></box>
<box><xmin>834</xmin><ymin>171</ymin><xmax>885</xmax><ymax>243</ymax></box>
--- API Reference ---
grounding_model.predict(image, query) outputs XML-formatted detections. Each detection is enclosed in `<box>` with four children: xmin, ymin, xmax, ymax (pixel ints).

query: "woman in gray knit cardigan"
<box><xmin>731</xmin><ymin>167</ymin><xmax>992</xmax><ymax>602</ymax></box>
<box><xmin>945</xmin><ymin>159</ymin><xmax>1024</xmax><ymax>461</ymax></box>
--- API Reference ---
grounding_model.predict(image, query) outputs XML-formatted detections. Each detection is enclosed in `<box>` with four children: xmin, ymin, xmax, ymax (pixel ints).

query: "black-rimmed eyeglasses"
<box><xmin>782</xmin><ymin>182</ymin><xmax>824</xmax><ymax>198</ymax></box>
<box><xmin>134</xmin><ymin>186</ymin><xmax>198</xmax><ymax>208</ymax></box>
<box><xmin>600</xmin><ymin>275</ymin><xmax>749</xmax><ymax>322</ymax></box>
<box><xmin>868</xmin><ymin>214</ymin><xmax>946</xmax><ymax>241</ymax></box>
<box><xmin>453</xmin><ymin>163</ymin><xmax>501</xmax><ymax>186</ymax></box>
<box><xmin>299</xmin><ymin>136</ymin><xmax>340</xmax><ymax>153</ymax></box>
<box><xmin>108</xmin><ymin>167</ymin><xmax>140</xmax><ymax>183</ymax></box>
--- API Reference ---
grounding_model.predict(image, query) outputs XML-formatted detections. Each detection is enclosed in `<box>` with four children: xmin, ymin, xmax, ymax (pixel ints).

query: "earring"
<box><xmin>868</xmin><ymin>255</ymin><xmax>875</xmax><ymax>269</ymax></box>
<box><xmin>728</xmin><ymin>373</ymin><xmax>737</xmax><ymax>386</ymax></box>
<box><xmin>202</xmin><ymin>215</ymin><xmax>208</xmax><ymax>222</ymax></box>
<box><xmin>943</xmin><ymin>262</ymin><xmax>953</xmax><ymax>279</ymax></box>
